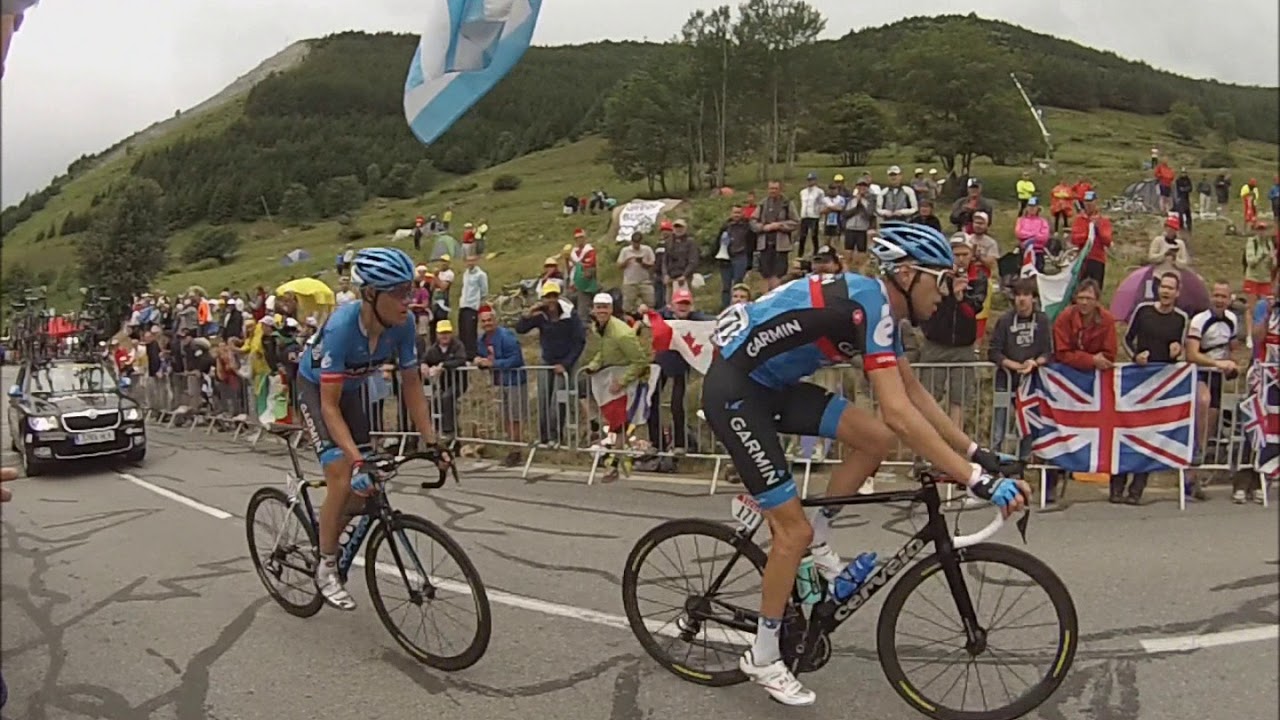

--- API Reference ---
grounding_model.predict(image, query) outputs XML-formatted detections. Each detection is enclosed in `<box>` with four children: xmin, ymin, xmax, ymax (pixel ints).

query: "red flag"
<box><xmin>646</xmin><ymin>311</ymin><xmax>715</xmax><ymax>374</ymax></box>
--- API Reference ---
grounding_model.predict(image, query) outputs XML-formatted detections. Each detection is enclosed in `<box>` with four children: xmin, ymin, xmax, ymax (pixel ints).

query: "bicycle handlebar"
<box><xmin>369</xmin><ymin>442</ymin><xmax>460</xmax><ymax>489</ymax></box>
<box><xmin>912</xmin><ymin>457</ymin><xmax>1032</xmax><ymax>548</ymax></box>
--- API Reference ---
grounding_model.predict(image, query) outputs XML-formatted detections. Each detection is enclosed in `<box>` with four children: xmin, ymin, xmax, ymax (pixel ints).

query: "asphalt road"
<box><xmin>2</xmin><ymin>412</ymin><xmax>1277</xmax><ymax>720</ymax></box>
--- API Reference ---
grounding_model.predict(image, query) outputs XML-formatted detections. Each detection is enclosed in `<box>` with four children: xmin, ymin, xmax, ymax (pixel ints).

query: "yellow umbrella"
<box><xmin>276</xmin><ymin>278</ymin><xmax>336</xmax><ymax>321</ymax></box>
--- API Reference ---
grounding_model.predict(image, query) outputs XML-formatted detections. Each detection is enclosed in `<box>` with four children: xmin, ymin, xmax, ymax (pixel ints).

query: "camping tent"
<box><xmin>280</xmin><ymin>249</ymin><xmax>311</xmax><ymax>266</ymax></box>
<box><xmin>1118</xmin><ymin>180</ymin><xmax>1163</xmax><ymax>214</ymax></box>
<box><xmin>430</xmin><ymin>234</ymin><xmax>460</xmax><ymax>261</ymax></box>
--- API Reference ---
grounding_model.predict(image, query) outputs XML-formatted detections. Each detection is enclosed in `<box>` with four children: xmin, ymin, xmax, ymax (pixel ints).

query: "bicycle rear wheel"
<box><xmin>365</xmin><ymin>513</ymin><xmax>491</xmax><ymax>671</ymax></box>
<box><xmin>876</xmin><ymin>543</ymin><xmax>1077</xmax><ymax>720</ymax></box>
<box><xmin>245</xmin><ymin>487</ymin><xmax>323</xmax><ymax>618</ymax></box>
<box><xmin>621</xmin><ymin>519</ymin><xmax>767</xmax><ymax>687</ymax></box>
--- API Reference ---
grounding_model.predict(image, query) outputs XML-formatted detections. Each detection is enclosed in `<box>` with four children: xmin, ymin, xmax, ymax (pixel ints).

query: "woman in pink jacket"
<box><xmin>1015</xmin><ymin>197</ymin><xmax>1052</xmax><ymax>272</ymax></box>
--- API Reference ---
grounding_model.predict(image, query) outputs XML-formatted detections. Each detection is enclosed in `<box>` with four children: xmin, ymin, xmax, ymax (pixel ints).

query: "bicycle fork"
<box><xmin>931</xmin><ymin>523</ymin><xmax>987</xmax><ymax>655</ymax></box>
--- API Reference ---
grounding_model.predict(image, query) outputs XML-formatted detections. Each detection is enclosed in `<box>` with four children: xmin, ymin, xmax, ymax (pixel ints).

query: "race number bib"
<box><xmin>730</xmin><ymin>494</ymin><xmax>763</xmax><ymax>532</ymax></box>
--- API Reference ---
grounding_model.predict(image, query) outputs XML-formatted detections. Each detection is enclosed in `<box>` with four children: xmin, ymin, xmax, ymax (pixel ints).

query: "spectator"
<box><xmin>1197</xmin><ymin>175</ymin><xmax>1214</xmax><ymax>217</ymax></box>
<box><xmin>420</xmin><ymin>319</ymin><xmax>469</xmax><ymax>440</ymax></box>
<box><xmin>1118</xmin><ymin>272</ymin><xmax>1189</xmax><ymax>503</ymax></box>
<box><xmin>409</xmin><ymin>267</ymin><xmax>433</xmax><ymax>337</ymax></box>
<box><xmin>1015</xmin><ymin>170</ymin><xmax>1037</xmax><ymax>214</ymax></box>
<box><xmin>839</xmin><ymin>178</ymin><xmax>876</xmax><ymax>268</ymax></box>
<box><xmin>1214</xmin><ymin>170</ymin><xmax>1232</xmax><ymax>210</ymax></box>
<box><xmin>442</xmin><ymin>203</ymin><xmax>454</xmax><ymax>230</ymax></box>
<box><xmin>714</xmin><ymin>207</ymin><xmax>754</xmax><ymax>310</ymax></box>
<box><xmin>797</xmin><ymin>172</ymin><xmax>825</xmax><ymax>259</ymax></box>
<box><xmin>429</xmin><ymin>256</ymin><xmax>455</xmax><ymax>342</ymax></box>
<box><xmin>876</xmin><ymin>165</ymin><xmax>919</xmax><ymax>222</ymax></box>
<box><xmin>1070</xmin><ymin>176</ymin><xmax>1093</xmax><ymax>215</ymax></box>
<box><xmin>475</xmin><ymin>308</ymin><xmax>528</xmax><ymax>467</ymax></box>
<box><xmin>810</xmin><ymin>244</ymin><xmax>842</xmax><ymax>274</ymax></box>
<box><xmin>1015</xmin><ymin>198</ymin><xmax>1051</xmax><ymax>272</ymax></box>
<box><xmin>750</xmin><ymin>180</ymin><xmax>800</xmax><ymax>290</ymax></box>
<box><xmin>583</xmin><ymin>292</ymin><xmax>652</xmax><ymax>436</ymax></box>
<box><xmin>1173</xmin><ymin>167</ymin><xmax>1194</xmax><ymax>233</ymax></box>
<box><xmin>1153</xmin><ymin>158</ymin><xmax>1175</xmax><ymax>213</ymax></box>
<box><xmin>742</xmin><ymin>190</ymin><xmax>760</xmax><ymax>218</ymax></box>
<box><xmin>949</xmin><ymin>178</ymin><xmax>994</xmax><ymax>232</ymax></box>
<box><xmin>987</xmin><ymin>278</ymin><xmax>1055</xmax><ymax>490</ymax></box>
<box><xmin>1070</xmin><ymin>191</ymin><xmax>1114</xmax><ymax>287</ymax></box>
<box><xmin>1052</xmin><ymin>279</ymin><xmax>1117</xmax><ymax>373</ymax></box>
<box><xmin>1243</xmin><ymin>221</ymin><xmax>1277</xmax><ymax>347</ymax></box>
<box><xmin>219</xmin><ymin>298</ymin><xmax>244</xmax><ymax>342</ymax></box>
<box><xmin>1241</xmin><ymin>179</ymin><xmax>1261</xmax><ymax>224</ymax></box>
<box><xmin>819</xmin><ymin>184</ymin><xmax>847</xmax><ymax>249</ymax></box>
<box><xmin>1270</xmin><ymin>175</ymin><xmax>1280</xmax><ymax>220</ymax></box>
<box><xmin>652</xmin><ymin>245</ymin><xmax>668</xmax><ymax>310</ymax></box>
<box><xmin>1147</xmin><ymin>217</ymin><xmax>1190</xmax><ymax>279</ymax></box>
<box><xmin>568</xmin><ymin>228</ymin><xmax>599</xmax><ymax>320</ymax></box>
<box><xmin>831</xmin><ymin>174</ymin><xmax>851</xmax><ymax>199</ymax></box>
<box><xmin>617</xmin><ymin>232</ymin><xmax>656</xmax><ymax>312</ymax></box>
<box><xmin>535</xmin><ymin>255</ymin><xmax>564</xmax><ymax>298</ymax></box>
<box><xmin>729</xmin><ymin>282</ymin><xmax>752</xmax><ymax>306</ymax></box>
<box><xmin>514</xmin><ymin>280</ymin><xmax>586</xmax><ymax>448</ymax></box>
<box><xmin>963</xmin><ymin>211</ymin><xmax>1000</xmax><ymax>275</ymax></box>
<box><xmin>412</xmin><ymin>217</ymin><xmax>424</xmax><ymax>252</ymax></box>
<box><xmin>662</xmin><ymin>219</ymin><xmax>699</xmax><ymax>297</ymax></box>
<box><xmin>919</xmin><ymin>236</ymin><xmax>988</xmax><ymax>432</ymax></box>
<box><xmin>909</xmin><ymin>168</ymin><xmax>934</xmax><ymax>202</ymax></box>
<box><xmin>858</xmin><ymin>171</ymin><xmax>882</xmax><ymax>198</ymax></box>
<box><xmin>461</xmin><ymin>222</ymin><xmax>477</xmax><ymax>255</ymax></box>
<box><xmin>337</xmin><ymin>244</ymin><xmax>356</xmax><ymax>276</ymax></box>
<box><xmin>909</xmin><ymin>198</ymin><xmax>943</xmax><ymax>232</ymax></box>
<box><xmin>458</xmin><ymin>253</ymin><xmax>488</xmax><ymax>357</ymax></box>
<box><xmin>646</xmin><ymin>288</ymin><xmax>712</xmax><ymax>455</ymax></box>
<box><xmin>1186</xmin><ymin>282</ymin><xmax>1239</xmax><ymax>469</ymax></box>
<box><xmin>334</xmin><ymin>276</ymin><xmax>357</xmax><ymax>305</ymax></box>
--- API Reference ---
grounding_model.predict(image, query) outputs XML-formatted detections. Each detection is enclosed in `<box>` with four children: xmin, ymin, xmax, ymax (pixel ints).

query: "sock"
<box><xmin>809</xmin><ymin>506</ymin><xmax>842</xmax><ymax>548</ymax></box>
<box><xmin>317</xmin><ymin>553</ymin><xmax>337</xmax><ymax>578</ymax></box>
<box><xmin>752</xmin><ymin>616</ymin><xmax>782</xmax><ymax>665</ymax></box>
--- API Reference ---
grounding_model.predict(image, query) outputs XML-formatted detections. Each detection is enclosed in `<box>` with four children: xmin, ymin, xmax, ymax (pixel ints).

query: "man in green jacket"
<box><xmin>583</xmin><ymin>293</ymin><xmax>651</xmax><ymax>395</ymax></box>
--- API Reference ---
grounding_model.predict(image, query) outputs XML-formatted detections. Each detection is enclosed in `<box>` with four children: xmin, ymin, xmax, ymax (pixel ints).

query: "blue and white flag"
<box><xmin>1016</xmin><ymin>363</ymin><xmax>1197</xmax><ymax>474</ymax></box>
<box><xmin>403</xmin><ymin>0</ymin><xmax>543</xmax><ymax>146</ymax></box>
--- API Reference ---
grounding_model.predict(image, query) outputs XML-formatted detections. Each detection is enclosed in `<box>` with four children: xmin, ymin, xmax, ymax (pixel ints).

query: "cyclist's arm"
<box><xmin>394</xmin><ymin>319</ymin><xmax>438</xmax><ymax>445</ymax></box>
<box><xmin>869</xmin><ymin>365</ymin><xmax>975</xmax><ymax>483</ymax></box>
<box><xmin>897</xmin><ymin>355</ymin><xmax>977</xmax><ymax>457</ymax></box>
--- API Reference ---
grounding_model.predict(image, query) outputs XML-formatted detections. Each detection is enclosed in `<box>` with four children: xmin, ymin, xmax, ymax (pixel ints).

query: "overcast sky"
<box><xmin>2</xmin><ymin>0</ymin><xmax>1277</xmax><ymax>207</ymax></box>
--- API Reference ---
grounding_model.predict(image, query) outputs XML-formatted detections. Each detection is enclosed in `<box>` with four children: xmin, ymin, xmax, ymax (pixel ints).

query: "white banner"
<box><xmin>614</xmin><ymin>200</ymin><xmax>667</xmax><ymax>243</ymax></box>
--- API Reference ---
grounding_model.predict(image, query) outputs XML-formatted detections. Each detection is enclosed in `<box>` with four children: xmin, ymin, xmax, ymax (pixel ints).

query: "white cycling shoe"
<box><xmin>808</xmin><ymin>542</ymin><xmax>844</xmax><ymax>584</ymax></box>
<box><xmin>739</xmin><ymin>650</ymin><xmax>816</xmax><ymax>706</ymax></box>
<box><xmin>316</xmin><ymin>561</ymin><xmax>357</xmax><ymax>611</ymax></box>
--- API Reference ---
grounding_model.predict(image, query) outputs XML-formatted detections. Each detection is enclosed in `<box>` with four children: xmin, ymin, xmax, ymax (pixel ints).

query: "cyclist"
<box><xmin>295</xmin><ymin>247</ymin><xmax>450</xmax><ymax>611</ymax></box>
<box><xmin>703</xmin><ymin>221</ymin><xmax>1031</xmax><ymax>705</ymax></box>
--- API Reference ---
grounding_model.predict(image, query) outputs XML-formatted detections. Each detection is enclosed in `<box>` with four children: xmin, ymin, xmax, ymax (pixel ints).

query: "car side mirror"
<box><xmin>7</xmin><ymin>385</ymin><xmax>22</xmax><ymax>399</ymax></box>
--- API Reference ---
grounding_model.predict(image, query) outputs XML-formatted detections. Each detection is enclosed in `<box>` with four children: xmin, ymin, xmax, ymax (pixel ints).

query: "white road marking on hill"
<box><xmin>118</xmin><ymin>473</ymin><xmax>233</xmax><ymax>520</ymax></box>
<box><xmin>1139</xmin><ymin>625</ymin><xmax>1278</xmax><ymax>654</ymax></box>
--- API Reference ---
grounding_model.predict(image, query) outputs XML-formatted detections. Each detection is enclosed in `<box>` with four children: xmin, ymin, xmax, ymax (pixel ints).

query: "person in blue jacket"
<box><xmin>475</xmin><ymin>306</ymin><xmax>528</xmax><ymax>465</ymax></box>
<box><xmin>514</xmin><ymin>279</ymin><xmax>586</xmax><ymax>447</ymax></box>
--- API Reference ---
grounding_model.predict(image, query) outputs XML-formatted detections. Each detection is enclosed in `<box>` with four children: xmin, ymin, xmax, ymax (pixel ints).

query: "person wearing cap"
<box><xmin>819</xmin><ymin>183</ymin><xmax>847</xmax><ymax>244</ymax></box>
<box><xmin>876</xmin><ymin>165</ymin><xmax>918</xmax><ymax>222</ymax></box>
<box><xmin>515</xmin><ymin>278</ymin><xmax>587</xmax><ymax>447</ymax></box>
<box><xmin>948</xmin><ymin>177</ymin><xmax>994</xmax><ymax>232</ymax></box>
<box><xmin>1015</xmin><ymin>199</ymin><xmax>1051</xmax><ymax>272</ymax></box>
<box><xmin>909</xmin><ymin>198</ymin><xmax>943</xmax><ymax>233</ymax></box>
<box><xmin>410</xmin><ymin>267</ymin><xmax>434</xmax><ymax>337</ymax></box>
<box><xmin>839</xmin><ymin>178</ymin><xmax>876</xmax><ymax>268</ymax></box>
<box><xmin>810</xmin><ymin>245</ymin><xmax>841</xmax><ymax>274</ymax></box>
<box><xmin>963</xmin><ymin>212</ymin><xmax>1000</xmax><ymax>276</ymax></box>
<box><xmin>831</xmin><ymin>174</ymin><xmax>850</xmax><ymax>199</ymax></box>
<box><xmin>458</xmin><ymin>253</ymin><xmax>489</xmax><ymax>357</ymax></box>
<box><xmin>1071</xmin><ymin>176</ymin><xmax>1094</xmax><ymax>215</ymax></box>
<box><xmin>1243</xmin><ymin>221</ymin><xmax>1277</xmax><ymax>345</ymax></box>
<box><xmin>647</xmin><ymin>288</ymin><xmax>712</xmax><ymax>454</ymax></box>
<box><xmin>750</xmin><ymin>180</ymin><xmax>801</xmax><ymax>290</ymax></box>
<box><xmin>1015</xmin><ymin>170</ymin><xmax>1037</xmax><ymax>215</ymax></box>
<box><xmin>662</xmin><ymin>219</ymin><xmax>699</xmax><ymax>297</ymax></box>
<box><xmin>569</xmin><ymin>228</ymin><xmax>599</xmax><ymax>321</ymax></box>
<box><xmin>1241</xmin><ymin>178</ymin><xmax>1261</xmax><ymax>225</ymax></box>
<box><xmin>716</xmin><ymin>205</ymin><xmax>755</xmax><ymax>310</ymax></box>
<box><xmin>335</xmin><ymin>275</ymin><xmax>358</xmax><ymax>306</ymax></box>
<box><xmin>535</xmin><ymin>255</ymin><xmax>565</xmax><ymax>298</ymax></box>
<box><xmin>1049</xmin><ymin>178</ymin><xmax>1075</xmax><ymax>233</ymax></box>
<box><xmin>1147</xmin><ymin>216</ymin><xmax>1190</xmax><ymax>273</ymax></box>
<box><xmin>729</xmin><ymin>283</ymin><xmax>752</xmax><ymax>306</ymax></box>
<box><xmin>1070</xmin><ymin>190</ymin><xmax>1114</xmax><ymax>287</ymax></box>
<box><xmin>219</xmin><ymin>294</ymin><xmax>245</xmax><ymax>342</ymax></box>
<box><xmin>1214</xmin><ymin>170</ymin><xmax>1232</xmax><ymax>210</ymax></box>
<box><xmin>910</xmin><ymin>168</ymin><xmax>932</xmax><ymax>202</ymax></box>
<box><xmin>475</xmin><ymin>307</ymin><xmax>529</xmax><ymax>466</ymax></box>
<box><xmin>919</xmin><ymin>235</ymin><xmax>988</xmax><ymax>430</ymax></box>
<box><xmin>419</xmin><ymin>319</ymin><xmax>469</xmax><ymax>440</ymax></box>
<box><xmin>582</xmin><ymin>292</ymin><xmax>651</xmax><ymax>433</ymax></box>
<box><xmin>1153</xmin><ymin>156</ymin><xmax>1175</xmax><ymax>213</ymax></box>
<box><xmin>1173</xmin><ymin>167</ymin><xmax>1195</xmax><ymax>233</ymax></box>
<box><xmin>618</xmin><ymin>231</ymin><xmax>657</xmax><ymax>312</ymax></box>
<box><xmin>798</xmin><ymin>172</ymin><xmax>826</xmax><ymax>259</ymax></box>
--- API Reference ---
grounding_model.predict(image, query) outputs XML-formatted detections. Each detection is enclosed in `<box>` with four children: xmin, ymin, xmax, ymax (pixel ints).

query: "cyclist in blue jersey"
<box><xmin>703</xmin><ymin>222</ymin><xmax>1031</xmax><ymax>705</ymax></box>
<box><xmin>295</xmin><ymin>247</ymin><xmax>450</xmax><ymax>610</ymax></box>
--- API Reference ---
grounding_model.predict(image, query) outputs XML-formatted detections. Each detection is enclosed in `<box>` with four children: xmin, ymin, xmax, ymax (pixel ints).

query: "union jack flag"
<box><xmin>1016</xmin><ymin>363</ymin><xmax>1197</xmax><ymax>474</ymax></box>
<box><xmin>1237</xmin><ymin>363</ymin><xmax>1279</xmax><ymax>480</ymax></box>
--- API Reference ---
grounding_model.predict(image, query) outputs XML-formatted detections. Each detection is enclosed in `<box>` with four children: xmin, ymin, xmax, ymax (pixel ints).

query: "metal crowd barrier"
<box><xmin>131</xmin><ymin>358</ymin><xmax>1275</xmax><ymax>510</ymax></box>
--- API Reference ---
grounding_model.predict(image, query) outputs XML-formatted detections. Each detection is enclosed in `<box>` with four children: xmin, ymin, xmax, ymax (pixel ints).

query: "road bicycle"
<box><xmin>621</xmin><ymin>460</ymin><xmax>1077</xmax><ymax>719</ymax></box>
<box><xmin>245</xmin><ymin>425</ymin><xmax>492</xmax><ymax>670</ymax></box>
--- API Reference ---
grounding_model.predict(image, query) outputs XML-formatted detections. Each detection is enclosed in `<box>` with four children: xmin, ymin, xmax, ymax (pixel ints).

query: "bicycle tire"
<box><xmin>621</xmin><ymin>519</ymin><xmax>768</xmax><ymax>687</ymax></box>
<box><xmin>245</xmin><ymin>487</ymin><xmax>324</xmax><ymax>618</ymax></box>
<box><xmin>876</xmin><ymin>542</ymin><xmax>1078</xmax><ymax>720</ymax></box>
<box><xmin>365</xmin><ymin>513</ymin><xmax>492</xmax><ymax>671</ymax></box>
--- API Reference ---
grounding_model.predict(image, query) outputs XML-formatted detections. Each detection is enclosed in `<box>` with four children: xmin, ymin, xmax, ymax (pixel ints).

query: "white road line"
<box><xmin>1139</xmin><ymin>625</ymin><xmax>1279</xmax><ymax>654</ymax></box>
<box><xmin>351</xmin><ymin>556</ymin><xmax>752</xmax><ymax>646</ymax></box>
<box><xmin>117</xmin><ymin>473</ymin><xmax>233</xmax><ymax>520</ymax></box>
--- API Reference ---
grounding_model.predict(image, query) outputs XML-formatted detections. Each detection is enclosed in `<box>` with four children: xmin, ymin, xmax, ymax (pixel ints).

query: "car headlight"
<box><xmin>123</xmin><ymin>408</ymin><xmax>142</xmax><ymax>422</ymax></box>
<box><xmin>28</xmin><ymin>416</ymin><xmax>60</xmax><ymax>432</ymax></box>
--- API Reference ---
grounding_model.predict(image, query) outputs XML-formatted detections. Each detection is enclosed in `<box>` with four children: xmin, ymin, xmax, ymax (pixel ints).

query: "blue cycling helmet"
<box><xmin>351</xmin><ymin>247</ymin><xmax>415</xmax><ymax>290</ymax></box>
<box><xmin>871</xmin><ymin>221</ymin><xmax>954</xmax><ymax>270</ymax></box>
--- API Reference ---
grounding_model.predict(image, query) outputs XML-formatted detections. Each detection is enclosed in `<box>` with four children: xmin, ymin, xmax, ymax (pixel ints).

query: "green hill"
<box><xmin>1</xmin><ymin>13</ymin><xmax>1277</xmax><ymax>312</ymax></box>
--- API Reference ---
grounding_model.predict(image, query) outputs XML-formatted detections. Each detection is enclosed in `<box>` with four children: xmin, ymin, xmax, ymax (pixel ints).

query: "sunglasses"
<box><xmin>380</xmin><ymin>283</ymin><xmax>414</xmax><ymax>301</ymax></box>
<box><xmin>913</xmin><ymin>266</ymin><xmax>957</xmax><ymax>293</ymax></box>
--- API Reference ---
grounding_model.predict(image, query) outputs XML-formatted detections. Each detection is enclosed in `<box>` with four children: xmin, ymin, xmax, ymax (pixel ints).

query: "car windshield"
<box><xmin>28</xmin><ymin>363</ymin><xmax>118</xmax><ymax>396</ymax></box>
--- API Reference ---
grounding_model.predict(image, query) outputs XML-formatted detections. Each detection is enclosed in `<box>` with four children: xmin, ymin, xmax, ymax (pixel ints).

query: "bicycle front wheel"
<box><xmin>876</xmin><ymin>543</ymin><xmax>1078</xmax><ymax>720</ymax></box>
<box><xmin>365</xmin><ymin>513</ymin><xmax>492</xmax><ymax>671</ymax></box>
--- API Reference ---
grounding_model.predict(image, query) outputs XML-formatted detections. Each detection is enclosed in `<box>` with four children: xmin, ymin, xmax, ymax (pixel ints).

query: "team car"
<box><xmin>7</xmin><ymin>359</ymin><xmax>147</xmax><ymax>475</ymax></box>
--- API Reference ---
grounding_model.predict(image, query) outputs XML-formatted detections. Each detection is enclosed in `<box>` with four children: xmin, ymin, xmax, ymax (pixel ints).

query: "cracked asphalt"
<box><xmin>2</xmin><ymin>406</ymin><xmax>1278</xmax><ymax>719</ymax></box>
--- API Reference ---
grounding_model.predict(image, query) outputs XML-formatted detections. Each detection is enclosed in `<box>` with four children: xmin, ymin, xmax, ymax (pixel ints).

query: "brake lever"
<box><xmin>1015</xmin><ymin>510</ymin><xmax>1030</xmax><ymax>544</ymax></box>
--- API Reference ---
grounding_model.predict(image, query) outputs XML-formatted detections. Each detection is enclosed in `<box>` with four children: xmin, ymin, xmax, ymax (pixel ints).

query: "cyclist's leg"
<box><xmin>701</xmin><ymin>364</ymin><xmax>814</xmax><ymax>705</ymax></box>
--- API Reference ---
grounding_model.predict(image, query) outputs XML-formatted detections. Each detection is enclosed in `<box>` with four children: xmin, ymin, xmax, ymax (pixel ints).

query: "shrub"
<box><xmin>1199</xmin><ymin>149</ymin><xmax>1234</xmax><ymax>169</ymax></box>
<box><xmin>492</xmin><ymin>174</ymin><xmax>523</xmax><ymax>192</ymax></box>
<box><xmin>181</xmin><ymin>227</ymin><xmax>242</xmax><ymax>265</ymax></box>
<box><xmin>339</xmin><ymin>226</ymin><xmax>366</xmax><ymax>241</ymax></box>
<box><xmin>187</xmin><ymin>258</ymin><xmax>221</xmax><ymax>272</ymax></box>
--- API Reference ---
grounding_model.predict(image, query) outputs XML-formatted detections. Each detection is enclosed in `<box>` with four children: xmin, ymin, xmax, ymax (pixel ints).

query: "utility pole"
<box><xmin>1010</xmin><ymin>72</ymin><xmax>1053</xmax><ymax>161</ymax></box>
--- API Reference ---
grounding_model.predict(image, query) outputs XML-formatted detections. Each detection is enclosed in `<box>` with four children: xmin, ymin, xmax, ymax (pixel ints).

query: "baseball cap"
<box><xmin>855</xmin><ymin>177</ymin><xmax>870</xmax><ymax>187</ymax></box>
<box><xmin>949</xmin><ymin>233</ymin><xmax>971</xmax><ymax>247</ymax></box>
<box><xmin>812</xmin><ymin>244</ymin><xmax>838</xmax><ymax>261</ymax></box>
<box><xmin>1083</xmin><ymin>190</ymin><xmax>1098</xmax><ymax>201</ymax></box>
<box><xmin>1165</xmin><ymin>216</ymin><xmax>1181</xmax><ymax>230</ymax></box>
<box><xmin>543</xmin><ymin>256</ymin><xmax>559</xmax><ymax>266</ymax></box>
<box><xmin>540</xmin><ymin>279</ymin><xmax>562</xmax><ymax>297</ymax></box>
<box><xmin>672</xmin><ymin>218</ymin><xmax>687</xmax><ymax>228</ymax></box>
<box><xmin>929</xmin><ymin>168</ymin><xmax>938</xmax><ymax>175</ymax></box>
<box><xmin>436</xmin><ymin>320</ymin><xmax>454</xmax><ymax>334</ymax></box>
<box><xmin>592</xmin><ymin>292</ymin><xmax>615</xmax><ymax>306</ymax></box>
<box><xmin>573</xmin><ymin>228</ymin><xmax>586</xmax><ymax>238</ymax></box>
<box><xmin>833</xmin><ymin>174</ymin><xmax>845</xmax><ymax>182</ymax></box>
<box><xmin>887</xmin><ymin>165</ymin><xmax>902</xmax><ymax>175</ymax></box>
<box><xmin>672</xmin><ymin>288</ymin><xmax>694</xmax><ymax>304</ymax></box>
<box><xmin>914</xmin><ymin>167</ymin><xmax>924</xmax><ymax>175</ymax></box>
<box><xmin>973</xmin><ymin>211</ymin><xmax>990</xmax><ymax>222</ymax></box>
<box><xmin>967</xmin><ymin>177</ymin><xmax>982</xmax><ymax>188</ymax></box>
<box><xmin>806</xmin><ymin>171</ymin><xmax>818</xmax><ymax>180</ymax></box>
<box><xmin>1027</xmin><ymin>196</ymin><xmax>1039</xmax><ymax>206</ymax></box>
<box><xmin>659</xmin><ymin>220</ymin><xmax>674</xmax><ymax>231</ymax></box>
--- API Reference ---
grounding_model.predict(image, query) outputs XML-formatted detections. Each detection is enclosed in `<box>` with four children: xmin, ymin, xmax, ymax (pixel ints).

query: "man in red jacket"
<box><xmin>1052</xmin><ymin>279</ymin><xmax>1118</xmax><ymax>371</ymax></box>
<box><xmin>1070</xmin><ymin>191</ymin><xmax>1114</xmax><ymax>288</ymax></box>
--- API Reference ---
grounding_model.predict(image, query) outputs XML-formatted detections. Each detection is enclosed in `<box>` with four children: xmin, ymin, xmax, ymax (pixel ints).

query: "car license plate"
<box><xmin>74</xmin><ymin>430</ymin><xmax>115</xmax><ymax>445</ymax></box>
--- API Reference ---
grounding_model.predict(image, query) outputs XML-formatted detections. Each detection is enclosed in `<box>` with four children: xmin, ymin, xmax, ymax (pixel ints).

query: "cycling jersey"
<box><xmin>1187</xmin><ymin>309</ymin><xmax>1238</xmax><ymax>360</ymax></box>
<box><xmin>714</xmin><ymin>273</ymin><xmax>904</xmax><ymax>388</ymax></box>
<box><xmin>297</xmin><ymin>301</ymin><xmax>418</xmax><ymax>392</ymax></box>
